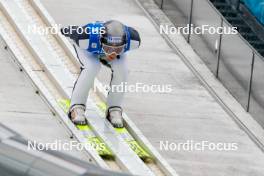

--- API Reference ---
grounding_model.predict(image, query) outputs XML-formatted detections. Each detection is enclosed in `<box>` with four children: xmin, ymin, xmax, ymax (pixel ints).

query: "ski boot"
<box><xmin>106</xmin><ymin>106</ymin><xmax>124</xmax><ymax>128</ymax></box>
<box><xmin>68</xmin><ymin>105</ymin><xmax>87</xmax><ymax>125</ymax></box>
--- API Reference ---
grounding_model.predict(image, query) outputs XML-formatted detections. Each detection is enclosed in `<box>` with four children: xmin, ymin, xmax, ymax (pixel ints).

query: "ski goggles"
<box><xmin>102</xmin><ymin>43</ymin><xmax>125</xmax><ymax>55</ymax></box>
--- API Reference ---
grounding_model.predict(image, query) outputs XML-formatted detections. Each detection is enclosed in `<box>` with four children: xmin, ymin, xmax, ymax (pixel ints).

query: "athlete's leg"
<box><xmin>107</xmin><ymin>54</ymin><xmax>128</xmax><ymax>107</ymax></box>
<box><xmin>69</xmin><ymin>44</ymin><xmax>101</xmax><ymax>124</ymax></box>
<box><xmin>106</xmin><ymin>54</ymin><xmax>128</xmax><ymax>128</ymax></box>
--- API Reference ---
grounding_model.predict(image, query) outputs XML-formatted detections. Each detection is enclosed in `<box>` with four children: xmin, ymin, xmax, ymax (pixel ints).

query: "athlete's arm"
<box><xmin>128</xmin><ymin>27</ymin><xmax>141</xmax><ymax>50</ymax></box>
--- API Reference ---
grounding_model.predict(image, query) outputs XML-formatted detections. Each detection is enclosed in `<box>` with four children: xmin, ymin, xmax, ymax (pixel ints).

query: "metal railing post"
<box><xmin>235</xmin><ymin>0</ymin><xmax>240</xmax><ymax>11</ymax></box>
<box><xmin>160</xmin><ymin>0</ymin><xmax>164</xmax><ymax>9</ymax></box>
<box><xmin>187</xmin><ymin>0</ymin><xmax>194</xmax><ymax>43</ymax></box>
<box><xmin>246</xmin><ymin>52</ymin><xmax>255</xmax><ymax>112</ymax></box>
<box><xmin>216</xmin><ymin>18</ymin><xmax>223</xmax><ymax>78</ymax></box>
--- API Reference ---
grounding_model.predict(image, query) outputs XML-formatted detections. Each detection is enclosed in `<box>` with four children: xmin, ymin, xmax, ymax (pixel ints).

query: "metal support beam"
<box><xmin>187</xmin><ymin>0</ymin><xmax>194</xmax><ymax>43</ymax></box>
<box><xmin>216</xmin><ymin>18</ymin><xmax>223</xmax><ymax>78</ymax></box>
<box><xmin>160</xmin><ymin>0</ymin><xmax>164</xmax><ymax>9</ymax></box>
<box><xmin>247</xmin><ymin>52</ymin><xmax>255</xmax><ymax>112</ymax></box>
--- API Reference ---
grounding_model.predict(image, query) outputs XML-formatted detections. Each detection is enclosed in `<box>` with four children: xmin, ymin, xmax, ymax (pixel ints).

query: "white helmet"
<box><xmin>101</xmin><ymin>20</ymin><xmax>126</xmax><ymax>55</ymax></box>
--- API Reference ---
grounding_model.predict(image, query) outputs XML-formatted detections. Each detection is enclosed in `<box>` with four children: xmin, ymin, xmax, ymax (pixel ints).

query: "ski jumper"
<box><xmin>61</xmin><ymin>21</ymin><xmax>141</xmax><ymax>112</ymax></box>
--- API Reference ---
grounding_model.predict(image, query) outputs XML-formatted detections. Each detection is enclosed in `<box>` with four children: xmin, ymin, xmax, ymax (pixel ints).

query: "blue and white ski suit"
<box><xmin>61</xmin><ymin>21</ymin><xmax>141</xmax><ymax>112</ymax></box>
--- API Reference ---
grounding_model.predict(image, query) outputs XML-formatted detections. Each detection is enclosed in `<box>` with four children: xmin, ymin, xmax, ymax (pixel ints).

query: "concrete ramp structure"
<box><xmin>0</xmin><ymin>0</ymin><xmax>264</xmax><ymax>176</ymax></box>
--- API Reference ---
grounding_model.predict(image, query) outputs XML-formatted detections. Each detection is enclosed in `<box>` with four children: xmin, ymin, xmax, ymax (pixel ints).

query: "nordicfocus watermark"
<box><xmin>95</xmin><ymin>82</ymin><xmax>173</xmax><ymax>93</ymax></box>
<box><xmin>27</xmin><ymin>24</ymin><xmax>106</xmax><ymax>35</ymax></box>
<box><xmin>27</xmin><ymin>140</ymin><xmax>106</xmax><ymax>151</ymax></box>
<box><xmin>160</xmin><ymin>140</ymin><xmax>238</xmax><ymax>152</ymax></box>
<box><xmin>27</xmin><ymin>23</ymin><xmax>238</xmax><ymax>36</ymax></box>
<box><xmin>160</xmin><ymin>24</ymin><xmax>238</xmax><ymax>35</ymax></box>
